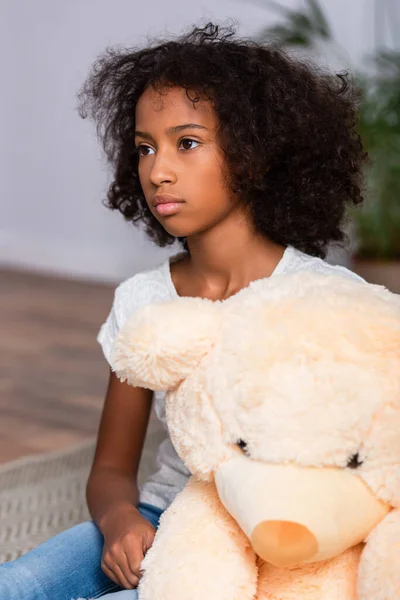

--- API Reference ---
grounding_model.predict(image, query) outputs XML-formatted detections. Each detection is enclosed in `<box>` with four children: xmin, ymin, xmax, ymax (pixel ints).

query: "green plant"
<box><xmin>255</xmin><ymin>0</ymin><xmax>400</xmax><ymax>260</ymax></box>
<box><xmin>356</xmin><ymin>51</ymin><xmax>400</xmax><ymax>259</ymax></box>
<box><xmin>257</xmin><ymin>0</ymin><xmax>332</xmax><ymax>48</ymax></box>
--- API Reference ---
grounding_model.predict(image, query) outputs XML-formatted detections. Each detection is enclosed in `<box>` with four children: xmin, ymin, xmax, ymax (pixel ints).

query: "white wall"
<box><xmin>0</xmin><ymin>0</ymin><xmax>377</xmax><ymax>282</ymax></box>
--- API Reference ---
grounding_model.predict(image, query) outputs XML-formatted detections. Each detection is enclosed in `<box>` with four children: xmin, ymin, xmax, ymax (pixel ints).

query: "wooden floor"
<box><xmin>0</xmin><ymin>268</ymin><xmax>115</xmax><ymax>464</ymax></box>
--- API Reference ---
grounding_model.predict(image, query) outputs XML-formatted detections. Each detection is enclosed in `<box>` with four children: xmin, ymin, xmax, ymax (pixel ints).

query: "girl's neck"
<box><xmin>176</xmin><ymin>208</ymin><xmax>286</xmax><ymax>300</ymax></box>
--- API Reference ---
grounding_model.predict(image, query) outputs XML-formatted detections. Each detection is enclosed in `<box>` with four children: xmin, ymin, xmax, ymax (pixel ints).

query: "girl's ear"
<box><xmin>112</xmin><ymin>298</ymin><xmax>221</xmax><ymax>391</ymax></box>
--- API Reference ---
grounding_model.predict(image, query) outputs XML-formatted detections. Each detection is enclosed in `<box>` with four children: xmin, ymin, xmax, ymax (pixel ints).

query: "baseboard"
<box><xmin>0</xmin><ymin>231</ymin><xmax>172</xmax><ymax>283</ymax></box>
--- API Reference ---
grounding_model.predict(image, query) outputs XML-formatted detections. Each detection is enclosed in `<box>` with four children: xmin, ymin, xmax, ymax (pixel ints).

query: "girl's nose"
<box><xmin>149</xmin><ymin>151</ymin><xmax>177</xmax><ymax>187</ymax></box>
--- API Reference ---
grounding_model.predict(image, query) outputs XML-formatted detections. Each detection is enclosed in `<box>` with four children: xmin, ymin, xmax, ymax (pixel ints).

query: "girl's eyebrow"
<box><xmin>135</xmin><ymin>123</ymin><xmax>209</xmax><ymax>141</ymax></box>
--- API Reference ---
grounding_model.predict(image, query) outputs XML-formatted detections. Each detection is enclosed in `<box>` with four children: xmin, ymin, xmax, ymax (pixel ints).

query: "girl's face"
<box><xmin>135</xmin><ymin>85</ymin><xmax>241</xmax><ymax>239</ymax></box>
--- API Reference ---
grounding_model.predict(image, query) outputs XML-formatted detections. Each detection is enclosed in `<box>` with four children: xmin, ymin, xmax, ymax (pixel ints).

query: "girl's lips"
<box><xmin>155</xmin><ymin>202</ymin><xmax>184</xmax><ymax>216</ymax></box>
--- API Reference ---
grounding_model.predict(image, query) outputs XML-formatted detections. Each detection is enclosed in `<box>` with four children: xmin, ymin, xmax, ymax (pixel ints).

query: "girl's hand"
<box><xmin>100</xmin><ymin>505</ymin><xmax>156</xmax><ymax>589</ymax></box>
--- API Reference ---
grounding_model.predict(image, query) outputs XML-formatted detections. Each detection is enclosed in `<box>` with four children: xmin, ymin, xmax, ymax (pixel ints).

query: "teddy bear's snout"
<box><xmin>251</xmin><ymin>520</ymin><xmax>318</xmax><ymax>566</ymax></box>
<box><xmin>215</xmin><ymin>454</ymin><xmax>390</xmax><ymax>566</ymax></box>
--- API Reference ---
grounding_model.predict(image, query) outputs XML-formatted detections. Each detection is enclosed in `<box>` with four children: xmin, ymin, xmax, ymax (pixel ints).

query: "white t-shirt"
<box><xmin>97</xmin><ymin>245</ymin><xmax>364</xmax><ymax>510</ymax></box>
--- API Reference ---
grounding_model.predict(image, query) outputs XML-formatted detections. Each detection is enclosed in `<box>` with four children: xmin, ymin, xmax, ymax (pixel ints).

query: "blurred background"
<box><xmin>0</xmin><ymin>0</ymin><xmax>399</xmax><ymax>462</ymax></box>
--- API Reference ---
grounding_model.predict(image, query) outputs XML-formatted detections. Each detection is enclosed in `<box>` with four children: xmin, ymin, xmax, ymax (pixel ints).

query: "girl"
<box><xmin>0</xmin><ymin>22</ymin><xmax>366</xmax><ymax>600</ymax></box>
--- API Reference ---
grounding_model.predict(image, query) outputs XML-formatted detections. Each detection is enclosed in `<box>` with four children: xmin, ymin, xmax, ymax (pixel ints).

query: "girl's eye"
<box><xmin>137</xmin><ymin>145</ymin><xmax>155</xmax><ymax>157</ymax></box>
<box><xmin>179</xmin><ymin>138</ymin><xmax>200</xmax><ymax>151</ymax></box>
<box><xmin>137</xmin><ymin>139</ymin><xmax>199</xmax><ymax>156</ymax></box>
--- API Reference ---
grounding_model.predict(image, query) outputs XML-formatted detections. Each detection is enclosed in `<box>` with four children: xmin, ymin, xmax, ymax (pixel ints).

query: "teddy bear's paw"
<box><xmin>358</xmin><ymin>510</ymin><xmax>400</xmax><ymax>600</ymax></box>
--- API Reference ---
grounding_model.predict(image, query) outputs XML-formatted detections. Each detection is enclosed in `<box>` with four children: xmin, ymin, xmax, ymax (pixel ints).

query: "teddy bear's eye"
<box><xmin>237</xmin><ymin>439</ymin><xmax>248</xmax><ymax>453</ymax></box>
<box><xmin>347</xmin><ymin>453</ymin><xmax>363</xmax><ymax>469</ymax></box>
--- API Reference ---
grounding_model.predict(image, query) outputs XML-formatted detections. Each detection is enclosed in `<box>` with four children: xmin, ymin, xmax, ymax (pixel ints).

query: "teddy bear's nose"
<box><xmin>251</xmin><ymin>520</ymin><xmax>318</xmax><ymax>567</ymax></box>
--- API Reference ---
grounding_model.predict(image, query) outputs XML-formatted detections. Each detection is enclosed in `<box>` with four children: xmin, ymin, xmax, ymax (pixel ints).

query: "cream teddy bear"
<box><xmin>113</xmin><ymin>270</ymin><xmax>400</xmax><ymax>600</ymax></box>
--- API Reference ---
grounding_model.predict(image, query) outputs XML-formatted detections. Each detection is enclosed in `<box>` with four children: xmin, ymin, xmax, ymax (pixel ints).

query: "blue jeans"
<box><xmin>0</xmin><ymin>503</ymin><xmax>163</xmax><ymax>600</ymax></box>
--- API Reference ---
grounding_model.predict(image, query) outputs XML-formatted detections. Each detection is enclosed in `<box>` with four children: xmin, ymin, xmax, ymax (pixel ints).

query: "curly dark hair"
<box><xmin>77</xmin><ymin>22</ymin><xmax>366</xmax><ymax>258</ymax></box>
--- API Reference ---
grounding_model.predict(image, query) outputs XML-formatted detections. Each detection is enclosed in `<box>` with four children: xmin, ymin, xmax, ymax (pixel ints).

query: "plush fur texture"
<box><xmin>138</xmin><ymin>478</ymin><xmax>258</xmax><ymax>600</ymax></box>
<box><xmin>114</xmin><ymin>271</ymin><xmax>400</xmax><ymax>600</ymax></box>
<box><xmin>358</xmin><ymin>510</ymin><xmax>400</xmax><ymax>600</ymax></box>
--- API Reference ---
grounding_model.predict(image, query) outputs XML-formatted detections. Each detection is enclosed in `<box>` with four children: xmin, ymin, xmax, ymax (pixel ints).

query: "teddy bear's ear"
<box><xmin>112</xmin><ymin>298</ymin><xmax>221</xmax><ymax>391</ymax></box>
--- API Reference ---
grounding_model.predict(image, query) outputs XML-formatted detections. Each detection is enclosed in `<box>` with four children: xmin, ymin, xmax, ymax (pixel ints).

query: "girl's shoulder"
<box><xmin>113</xmin><ymin>252</ymin><xmax>182</xmax><ymax>317</ymax></box>
<box><xmin>97</xmin><ymin>253</ymin><xmax>181</xmax><ymax>366</ymax></box>
<box><xmin>281</xmin><ymin>246</ymin><xmax>364</xmax><ymax>283</ymax></box>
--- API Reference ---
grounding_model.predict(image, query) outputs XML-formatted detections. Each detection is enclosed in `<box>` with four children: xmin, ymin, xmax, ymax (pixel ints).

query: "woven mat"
<box><xmin>0</xmin><ymin>424</ymin><xmax>165</xmax><ymax>564</ymax></box>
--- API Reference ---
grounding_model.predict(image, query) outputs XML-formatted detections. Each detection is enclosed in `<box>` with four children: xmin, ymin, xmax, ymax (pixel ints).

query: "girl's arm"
<box><xmin>86</xmin><ymin>371</ymin><xmax>152</xmax><ymax>524</ymax></box>
<box><xmin>86</xmin><ymin>370</ymin><xmax>154</xmax><ymax>589</ymax></box>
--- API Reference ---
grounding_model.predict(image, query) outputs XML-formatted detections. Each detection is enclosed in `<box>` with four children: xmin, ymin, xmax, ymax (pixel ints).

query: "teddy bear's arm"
<box><xmin>138</xmin><ymin>476</ymin><xmax>258</xmax><ymax>600</ymax></box>
<box><xmin>358</xmin><ymin>509</ymin><xmax>400</xmax><ymax>600</ymax></box>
